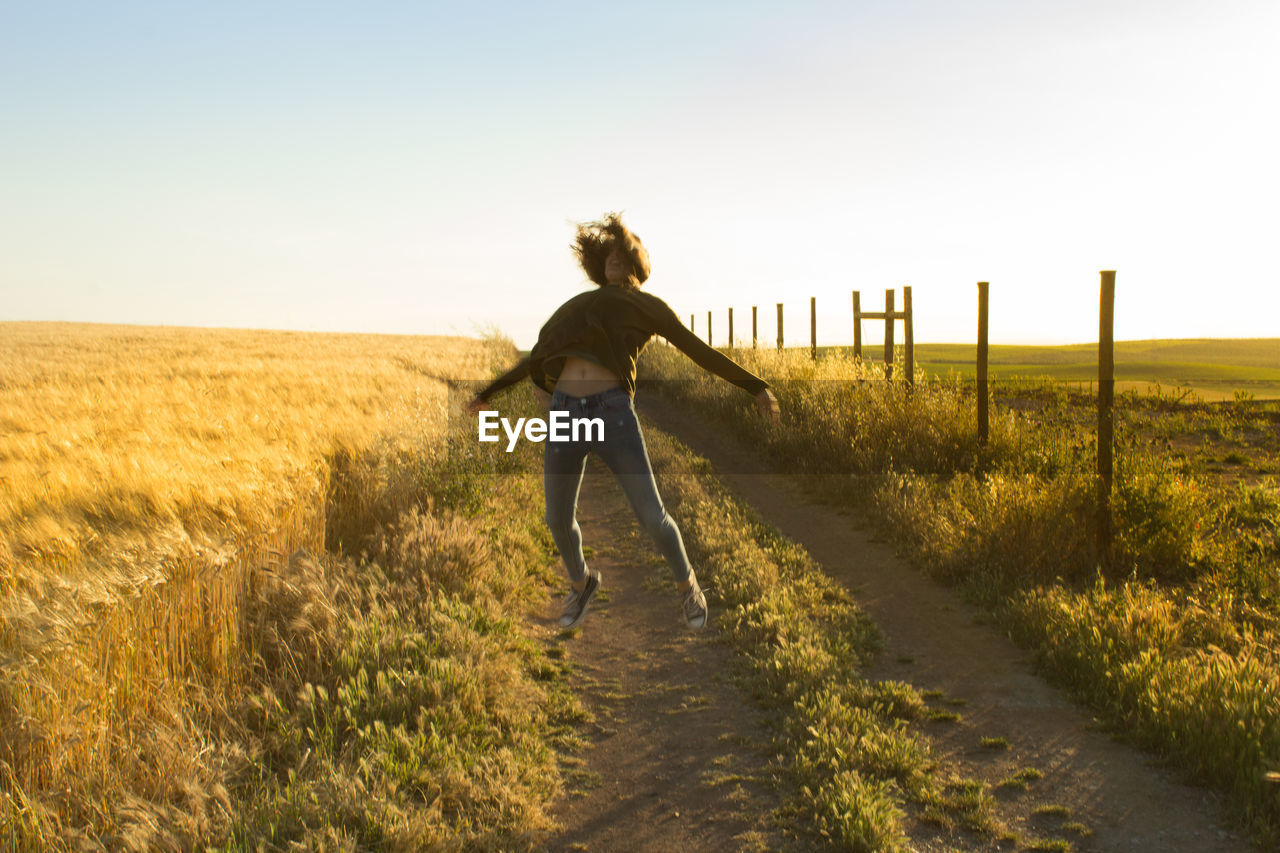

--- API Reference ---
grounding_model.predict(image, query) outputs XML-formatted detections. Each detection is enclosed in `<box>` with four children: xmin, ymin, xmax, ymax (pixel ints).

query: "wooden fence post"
<box><xmin>752</xmin><ymin>306</ymin><xmax>758</xmax><ymax>348</ymax></box>
<box><xmin>810</xmin><ymin>297</ymin><xmax>817</xmax><ymax>361</ymax></box>
<box><xmin>852</xmin><ymin>290</ymin><xmax>862</xmax><ymax>360</ymax></box>
<box><xmin>904</xmin><ymin>285</ymin><xmax>914</xmax><ymax>388</ymax></box>
<box><xmin>883</xmin><ymin>289</ymin><xmax>895</xmax><ymax>380</ymax></box>
<box><xmin>707</xmin><ymin>311</ymin><xmax>712</xmax><ymax>346</ymax></box>
<box><xmin>977</xmin><ymin>282</ymin><xmax>989</xmax><ymax>445</ymax></box>
<box><xmin>1098</xmin><ymin>270</ymin><xmax>1116</xmax><ymax>572</ymax></box>
<box><xmin>728</xmin><ymin>307</ymin><xmax>734</xmax><ymax>349</ymax></box>
<box><xmin>777</xmin><ymin>303</ymin><xmax>784</xmax><ymax>350</ymax></box>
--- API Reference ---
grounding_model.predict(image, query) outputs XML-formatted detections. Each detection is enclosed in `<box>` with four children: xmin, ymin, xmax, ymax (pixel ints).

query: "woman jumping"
<box><xmin>468</xmin><ymin>212</ymin><xmax>779</xmax><ymax>631</ymax></box>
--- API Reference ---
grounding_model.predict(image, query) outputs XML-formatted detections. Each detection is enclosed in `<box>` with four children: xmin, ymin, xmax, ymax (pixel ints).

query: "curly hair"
<box><xmin>572</xmin><ymin>211</ymin><xmax>651</xmax><ymax>289</ymax></box>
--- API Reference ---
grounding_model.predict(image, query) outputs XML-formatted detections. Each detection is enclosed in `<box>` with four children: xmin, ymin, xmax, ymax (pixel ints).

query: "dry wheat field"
<box><xmin>0</xmin><ymin>322</ymin><xmax>505</xmax><ymax>846</ymax></box>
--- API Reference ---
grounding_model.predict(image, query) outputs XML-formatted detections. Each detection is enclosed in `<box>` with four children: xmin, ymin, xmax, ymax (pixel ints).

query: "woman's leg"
<box><xmin>595</xmin><ymin>400</ymin><xmax>695</xmax><ymax>586</ymax></box>
<box><xmin>544</xmin><ymin>432</ymin><xmax>591</xmax><ymax>586</ymax></box>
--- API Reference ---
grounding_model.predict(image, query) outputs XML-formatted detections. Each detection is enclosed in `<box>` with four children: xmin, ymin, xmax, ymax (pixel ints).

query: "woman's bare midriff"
<box><xmin>554</xmin><ymin>356</ymin><xmax>623</xmax><ymax>396</ymax></box>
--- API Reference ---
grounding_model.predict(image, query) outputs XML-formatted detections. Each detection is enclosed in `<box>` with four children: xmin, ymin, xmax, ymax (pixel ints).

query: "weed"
<box><xmin>638</xmin><ymin>424</ymin><xmax>1000</xmax><ymax>849</ymax></box>
<box><xmin>998</xmin><ymin>767</ymin><xmax>1044</xmax><ymax>790</ymax></box>
<box><xmin>638</xmin><ymin>342</ymin><xmax>1280</xmax><ymax>845</ymax></box>
<box><xmin>1032</xmin><ymin>804</ymin><xmax>1071</xmax><ymax>818</ymax></box>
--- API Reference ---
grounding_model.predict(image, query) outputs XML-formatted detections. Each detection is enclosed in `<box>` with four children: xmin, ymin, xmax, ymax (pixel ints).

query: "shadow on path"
<box><xmin>637</xmin><ymin>389</ymin><xmax>1250</xmax><ymax>853</ymax></box>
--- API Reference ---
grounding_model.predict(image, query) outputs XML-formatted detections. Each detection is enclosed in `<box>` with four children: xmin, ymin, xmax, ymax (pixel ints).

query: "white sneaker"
<box><xmin>682</xmin><ymin>583</ymin><xmax>708</xmax><ymax>630</ymax></box>
<box><xmin>559</xmin><ymin>570</ymin><xmax>600</xmax><ymax>630</ymax></box>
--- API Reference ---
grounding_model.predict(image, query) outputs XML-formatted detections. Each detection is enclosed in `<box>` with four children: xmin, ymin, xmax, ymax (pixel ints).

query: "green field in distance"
<box><xmin>818</xmin><ymin>338</ymin><xmax>1280</xmax><ymax>400</ymax></box>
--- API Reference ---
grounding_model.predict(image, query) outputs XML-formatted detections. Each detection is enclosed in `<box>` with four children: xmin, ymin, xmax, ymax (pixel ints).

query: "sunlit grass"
<box><xmin>822</xmin><ymin>338</ymin><xmax>1280</xmax><ymax>400</ymax></box>
<box><xmin>639</xmin><ymin>341</ymin><xmax>1280</xmax><ymax>845</ymax></box>
<box><xmin>213</xmin><ymin>402</ymin><xmax>585</xmax><ymax>850</ymax></box>
<box><xmin>640</xmin><ymin>425</ymin><xmax>1009</xmax><ymax>849</ymax></box>
<box><xmin>0</xmin><ymin>322</ymin><xmax>493</xmax><ymax>576</ymax></box>
<box><xmin>0</xmin><ymin>322</ymin><xmax>578</xmax><ymax>848</ymax></box>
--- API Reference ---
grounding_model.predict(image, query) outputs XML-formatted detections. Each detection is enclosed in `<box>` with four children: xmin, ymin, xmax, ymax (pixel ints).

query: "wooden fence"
<box><xmin>691</xmin><ymin>288</ymin><xmax>917</xmax><ymax>384</ymax></box>
<box><xmin>688</xmin><ymin>271</ymin><xmax>1120</xmax><ymax>565</ymax></box>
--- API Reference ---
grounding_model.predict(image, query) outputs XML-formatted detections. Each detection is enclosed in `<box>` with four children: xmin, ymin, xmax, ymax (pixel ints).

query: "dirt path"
<box><xmin>637</xmin><ymin>391</ymin><xmax>1251</xmax><ymax>852</ymax></box>
<box><xmin>539</xmin><ymin>459</ymin><xmax>796</xmax><ymax>853</ymax></box>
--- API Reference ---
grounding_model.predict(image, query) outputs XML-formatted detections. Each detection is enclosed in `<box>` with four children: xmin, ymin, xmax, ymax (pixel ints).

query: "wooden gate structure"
<box><xmin>853</xmin><ymin>287</ymin><xmax>914</xmax><ymax>385</ymax></box>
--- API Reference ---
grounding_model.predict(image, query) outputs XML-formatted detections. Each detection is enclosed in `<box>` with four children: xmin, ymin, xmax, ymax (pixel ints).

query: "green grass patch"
<box><xmin>1024</xmin><ymin>838</ymin><xmax>1074</xmax><ymax>852</ymax></box>
<box><xmin>639</xmin><ymin>424</ymin><xmax>1003</xmax><ymax>850</ymax></box>
<box><xmin>205</xmin><ymin>378</ymin><xmax>586</xmax><ymax>850</ymax></box>
<box><xmin>1032</xmin><ymin>804</ymin><xmax>1071</xmax><ymax>818</ymax></box>
<box><xmin>997</xmin><ymin>767</ymin><xmax>1044</xmax><ymax>790</ymax></box>
<box><xmin>821</xmin><ymin>338</ymin><xmax>1280</xmax><ymax>400</ymax></box>
<box><xmin>639</xmin><ymin>342</ymin><xmax>1280</xmax><ymax>846</ymax></box>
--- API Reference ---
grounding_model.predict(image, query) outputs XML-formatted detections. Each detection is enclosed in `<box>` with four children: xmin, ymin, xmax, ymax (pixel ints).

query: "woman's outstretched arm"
<box><xmin>468</xmin><ymin>356</ymin><xmax>533</xmax><ymax>413</ymax></box>
<box><xmin>652</xmin><ymin>300</ymin><xmax>779</xmax><ymax>422</ymax></box>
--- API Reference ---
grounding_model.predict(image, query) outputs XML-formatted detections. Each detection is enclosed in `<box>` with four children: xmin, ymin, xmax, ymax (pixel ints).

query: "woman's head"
<box><xmin>573</xmin><ymin>212</ymin><xmax>650</xmax><ymax>288</ymax></box>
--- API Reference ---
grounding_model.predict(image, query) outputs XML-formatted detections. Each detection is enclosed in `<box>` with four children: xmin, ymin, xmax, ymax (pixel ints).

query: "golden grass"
<box><xmin>639</xmin><ymin>342</ymin><xmax>1280</xmax><ymax>844</ymax></box>
<box><xmin>0</xmin><ymin>321</ymin><xmax>500</xmax><ymax>844</ymax></box>
<box><xmin>1</xmin><ymin>322</ymin><xmax>492</xmax><ymax>576</ymax></box>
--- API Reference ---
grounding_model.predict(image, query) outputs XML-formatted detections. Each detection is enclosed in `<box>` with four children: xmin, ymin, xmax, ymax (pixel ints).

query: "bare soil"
<box><xmin>636</xmin><ymin>391</ymin><xmax>1253</xmax><ymax>852</ymax></box>
<box><xmin>538</xmin><ymin>458</ymin><xmax>798</xmax><ymax>853</ymax></box>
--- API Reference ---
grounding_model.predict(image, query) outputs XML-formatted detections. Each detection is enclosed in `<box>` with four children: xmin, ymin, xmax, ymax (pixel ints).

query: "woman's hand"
<box><xmin>755</xmin><ymin>388</ymin><xmax>780</xmax><ymax>423</ymax></box>
<box><xmin>466</xmin><ymin>396</ymin><xmax>486</xmax><ymax>417</ymax></box>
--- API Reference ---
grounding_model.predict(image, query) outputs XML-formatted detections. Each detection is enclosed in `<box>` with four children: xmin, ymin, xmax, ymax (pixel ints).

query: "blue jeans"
<box><xmin>544</xmin><ymin>387</ymin><xmax>693</xmax><ymax>585</ymax></box>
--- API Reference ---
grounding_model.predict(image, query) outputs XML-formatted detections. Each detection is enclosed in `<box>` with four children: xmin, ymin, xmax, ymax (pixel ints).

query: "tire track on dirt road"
<box><xmin>637</xmin><ymin>391</ymin><xmax>1250</xmax><ymax>852</ymax></box>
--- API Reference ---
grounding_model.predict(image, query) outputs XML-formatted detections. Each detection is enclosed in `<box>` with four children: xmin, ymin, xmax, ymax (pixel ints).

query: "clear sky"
<box><xmin>2</xmin><ymin>0</ymin><xmax>1277</xmax><ymax>347</ymax></box>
